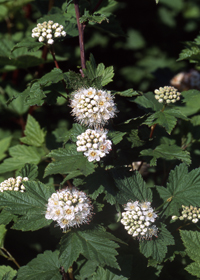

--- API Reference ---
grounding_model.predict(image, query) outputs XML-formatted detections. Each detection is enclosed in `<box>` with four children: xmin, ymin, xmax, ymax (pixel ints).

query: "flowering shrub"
<box><xmin>1</xmin><ymin>0</ymin><xmax>200</xmax><ymax>279</ymax></box>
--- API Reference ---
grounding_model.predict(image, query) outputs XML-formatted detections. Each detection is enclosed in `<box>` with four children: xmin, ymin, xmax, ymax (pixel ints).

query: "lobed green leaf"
<box><xmin>16</xmin><ymin>251</ymin><xmax>62</xmax><ymax>280</ymax></box>
<box><xmin>20</xmin><ymin>115</ymin><xmax>46</xmax><ymax>147</ymax></box>
<box><xmin>44</xmin><ymin>144</ymin><xmax>95</xmax><ymax>179</ymax></box>
<box><xmin>0</xmin><ymin>266</ymin><xmax>17</xmax><ymax>280</ymax></box>
<box><xmin>59</xmin><ymin>229</ymin><xmax>120</xmax><ymax>271</ymax></box>
<box><xmin>139</xmin><ymin>223</ymin><xmax>175</xmax><ymax>263</ymax></box>
<box><xmin>0</xmin><ymin>145</ymin><xmax>45</xmax><ymax>174</ymax></box>
<box><xmin>113</xmin><ymin>169</ymin><xmax>152</xmax><ymax>204</ymax></box>
<box><xmin>0</xmin><ymin>181</ymin><xmax>54</xmax><ymax>231</ymax></box>
<box><xmin>156</xmin><ymin>163</ymin><xmax>200</xmax><ymax>217</ymax></box>
<box><xmin>93</xmin><ymin>267</ymin><xmax>128</xmax><ymax>280</ymax></box>
<box><xmin>140</xmin><ymin>144</ymin><xmax>191</xmax><ymax>166</ymax></box>
<box><xmin>180</xmin><ymin>230</ymin><xmax>200</xmax><ymax>277</ymax></box>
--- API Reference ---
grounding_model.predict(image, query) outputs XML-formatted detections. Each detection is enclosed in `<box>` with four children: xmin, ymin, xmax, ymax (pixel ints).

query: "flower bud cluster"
<box><xmin>70</xmin><ymin>87</ymin><xmax>117</xmax><ymax>128</ymax></box>
<box><xmin>154</xmin><ymin>86</ymin><xmax>181</xmax><ymax>104</ymax></box>
<box><xmin>0</xmin><ymin>176</ymin><xmax>28</xmax><ymax>193</ymax></box>
<box><xmin>76</xmin><ymin>129</ymin><xmax>112</xmax><ymax>162</ymax></box>
<box><xmin>121</xmin><ymin>201</ymin><xmax>158</xmax><ymax>240</ymax></box>
<box><xmin>45</xmin><ymin>187</ymin><xmax>93</xmax><ymax>231</ymax></box>
<box><xmin>172</xmin><ymin>205</ymin><xmax>200</xmax><ymax>224</ymax></box>
<box><xmin>32</xmin><ymin>21</ymin><xmax>66</xmax><ymax>45</ymax></box>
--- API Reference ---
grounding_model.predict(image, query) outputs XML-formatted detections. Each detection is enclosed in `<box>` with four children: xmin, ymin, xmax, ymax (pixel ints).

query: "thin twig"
<box><xmin>49</xmin><ymin>46</ymin><xmax>60</xmax><ymax>69</ymax></box>
<box><xmin>73</xmin><ymin>0</ymin><xmax>86</xmax><ymax>75</ymax></box>
<box><xmin>1</xmin><ymin>248</ymin><xmax>20</xmax><ymax>269</ymax></box>
<box><xmin>49</xmin><ymin>46</ymin><xmax>69</xmax><ymax>95</ymax></box>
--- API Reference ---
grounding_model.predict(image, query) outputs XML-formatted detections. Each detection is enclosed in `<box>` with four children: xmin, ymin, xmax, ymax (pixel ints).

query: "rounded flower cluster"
<box><xmin>154</xmin><ymin>86</ymin><xmax>181</xmax><ymax>104</ymax></box>
<box><xmin>76</xmin><ymin>129</ymin><xmax>112</xmax><ymax>162</ymax></box>
<box><xmin>0</xmin><ymin>176</ymin><xmax>28</xmax><ymax>193</ymax></box>
<box><xmin>32</xmin><ymin>21</ymin><xmax>66</xmax><ymax>45</ymax></box>
<box><xmin>70</xmin><ymin>87</ymin><xmax>117</xmax><ymax>128</ymax></box>
<box><xmin>172</xmin><ymin>205</ymin><xmax>200</xmax><ymax>224</ymax></box>
<box><xmin>45</xmin><ymin>187</ymin><xmax>93</xmax><ymax>231</ymax></box>
<box><xmin>121</xmin><ymin>201</ymin><xmax>158</xmax><ymax>240</ymax></box>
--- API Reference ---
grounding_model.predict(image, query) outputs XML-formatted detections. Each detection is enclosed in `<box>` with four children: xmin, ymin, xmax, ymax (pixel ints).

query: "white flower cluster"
<box><xmin>0</xmin><ymin>176</ymin><xmax>28</xmax><ymax>193</ymax></box>
<box><xmin>70</xmin><ymin>87</ymin><xmax>117</xmax><ymax>128</ymax></box>
<box><xmin>76</xmin><ymin>129</ymin><xmax>112</xmax><ymax>162</ymax></box>
<box><xmin>154</xmin><ymin>86</ymin><xmax>181</xmax><ymax>104</ymax></box>
<box><xmin>121</xmin><ymin>201</ymin><xmax>158</xmax><ymax>240</ymax></box>
<box><xmin>45</xmin><ymin>187</ymin><xmax>93</xmax><ymax>231</ymax></box>
<box><xmin>32</xmin><ymin>21</ymin><xmax>66</xmax><ymax>45</ymax></box>
<box><xmin>172</xmin><ymin>205</ymin><xmax>200</xmax><ymax>224</ymax></box>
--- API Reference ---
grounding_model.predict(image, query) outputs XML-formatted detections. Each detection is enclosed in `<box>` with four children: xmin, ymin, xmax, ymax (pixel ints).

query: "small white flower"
<box><xmin>47</xmin><ymin>39</ymin><xmax>54</xmax><ymax>45</ymax></box>
<box><xmin>84</xmin><ymin>149</ymin><xmax>101</xmax><ymax>162</ymax></box>
<box><xmin>39</xmin><ymin>36</ymin><xmax>44</xmax><ymax>42</ymax></box>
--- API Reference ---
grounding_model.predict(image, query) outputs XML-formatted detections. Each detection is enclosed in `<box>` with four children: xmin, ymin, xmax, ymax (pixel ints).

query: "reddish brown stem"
<box><xmin>149</xmin><ymin>124</ymin><xmax>157</xmax><ymax>139</ymax></box>
<box><xmin>49</xmin><ymin>47</ymin><xmax>60</xmax><ymax>69</ymax></box>
<box><xmin>49</xmin><ymin>47</ymin><xmax>68</xmax><ymax>94</ymax></box>
<box><xmin>74</xmin><ymin>0</ymin><xmax>86</xmax><ymax>75</ymax></box>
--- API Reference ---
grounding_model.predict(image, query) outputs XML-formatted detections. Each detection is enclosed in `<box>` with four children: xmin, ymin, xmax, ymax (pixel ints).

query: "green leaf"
<box><xmin>60</xmin><ymin>123</ymin><xmax>86</xmax><ymax>143</ymax></box>
<box><xmin>20</xmin><ymin>68</ymin><xmax>66</xmax><ymax>106</ymax></box>
<box><xmin>0</xmin><ymin>145</ymin><xmax>45</xmax><ymax>174</ymax></box>
<box><xmin>127</xmin><ymin>129</ymin><xmax>144</xmax><ymax>148</ymax></box>
<box><xmin>181</xmin><ymin>90</ymin><xmax>200</xmax><ymax>116</ymax></box>
<box><xmin>75</xmin><ymin>259</ymin><xmax>98</xmax><ymax>280</ymax></box>
<box><xmin>11</xmin><ymin>39</ymin><xmax>44</xmax><ymax>53</ymax></box>
<box><xmin>44</xmin><ymin>144</ymin><xmax>95</xmax><ymax>179</ymax></box>
<box><xmin>0</xmin><ymin>136</ymin><xmax>12</xmax><ymax>161</ymax></box>
<box><xmin>83</xmin><ymin>54</ymin><xmax>114</xmax><ymax>87</ymax></box>
<box><xmin>5</xmin><ymin>85</ymin><xmax>29</xmax><ymax>115</ymax></box>
<box><xmin>140</xmin><ymin>144</ymin><xmax>191</xmax><ymax>166</ymax></box>
<box><xmin>93</xmin><ymin>267</ymin><xmax>128</xmax><ymax>280</ymax></box>
<box><xmin>0</xmin><ymin>225</ymin><xmax>7</xmax><ymax>248</ymax></box>
<box><xmin>16</xmin><ymin>250</ymin><xmax>62</xmax><ymax>280</ymax></box>
<box><xmin>0</xmin><ymin>210</ymin><xmax>16</xmax><ymax>225</ymax></box>
<box><xmin>59</xmin><ymin>229</ymin><xmax>120</xmax><ymax>271</ymax></box>
<box><xmin>156</xmin><ymin>163</ymin><xmax>200</xmax><ymax>218</ymax></box>
<box><xmin>113</xmin><ymin>169</ymin><xmax>152</xmax><ymax>204</ymax></box>
<box><xmin>0</xmin><ymin>38</ymin><xmax>45</xmax><ymax>70</ymax></box>
<box><xmin>114</xmin><ymin>89</ymin><xmax>140</xmax><ymax>97</ymax></box>
<box><xmin>0</xmin><ymin>266</ymin><xmax>17</xmax><ymax>280</ymax></box>
<box><xmin>180</xmin><ymin>230</ymin><xmax>200</xmax><ymax>277</ymax></box>
<box><xmin>108</xmin><ymin>131</ymin><xmax>126</xmax><ymax>145</ymax></box>
<box><xmin>134</xmin><ymin>92</ymin><xmax>163</xmax><ymax>112</ymax></box>
<box><xmin>17</xmin><ymin>163</ymin><xmax>38</xmax><ymax>180</ymax></box>
<box><xmin>144</xmin><ymin>109</ymin><xmax>188</xmax><ymax>134</ymax></box>
<box><xmin>80</xmin><ymin>11</ymin><xmax>109</xmax><ymax>24</ymax></box>
<box><xmin>20</xmin><ymin>115</ymin><xmax>46</xmax><ymax>147</ymax></box>
<box><xmin>177</xmin><ymin>41</ymin><xmax>200</xmax><ymax>62</ymax></box>
<box><xmin>0</xmin><ymin>181</ymin><xmax>54</xmax><ymax>231</ymax></box>
<box><xmin>139</xmin><ymin>223</ymin><xmax>175</xmax><ymax>263</ymax></box>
